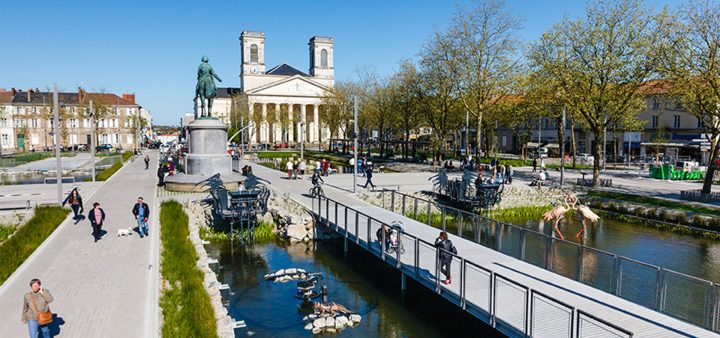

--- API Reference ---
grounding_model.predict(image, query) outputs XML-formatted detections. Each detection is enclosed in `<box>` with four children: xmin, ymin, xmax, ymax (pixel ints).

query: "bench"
<box><xmin>576</xmin><ymin>178</ymin><xmax>612</xmax><ymax>187</ymax></box>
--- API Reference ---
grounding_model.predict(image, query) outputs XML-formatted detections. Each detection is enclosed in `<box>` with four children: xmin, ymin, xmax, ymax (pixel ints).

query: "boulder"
<box><xmin>286</xmin><ymin>268</ymin><xmax>297</xmax><ymax>274</ymax></box>
<box><xmin>325</xmin><ymin>316</ymin><xmax>335</xmax><ymax>328</ymax></box>
<box><xmin>312</xmin><ymin>328</ymin><xmax>321</xmax><ymax>334</ymax></box>
<box><xmin>326</xmin><ymin>328</ymin><xmax>337</xmax><ymax>333</ymax></box>
<box><xmin>349</xmin><ymin>314</ymin><xmax>361</xmax><ymax>323</ymax></box>
<box><xmin>304</xmin><ymin>323</ymin><xmax>313</xmax><ymax>330</ymax></box>
<box><xmin>313</xmin><ymin>317</ymin><xmax>326</xmax><ymax>329</ymax></box>
<box><xmin>286</xmin><ymin>223</ymin><xmax>308</xmax><ymax>241</ymax></box>
<box><xmin>335</xmin><ymin>315</ymin><xmax>349</xmax><ymax>327</ymax></box>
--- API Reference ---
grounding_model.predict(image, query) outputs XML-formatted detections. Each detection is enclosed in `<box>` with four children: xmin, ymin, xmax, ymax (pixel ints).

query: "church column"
<box><xmin>288</xmin><ymin>104</ymin><xmax>294</xmax><ymax>143</ymax></box>
<box><xmin>275</xmin><ymin>103</ymin><xmax>282</xmax><ymax>144</ymax></box>
<box><xmin>313</xmin><ymin>104</ymin><xmax>320</xmax><ymax>144</ymax></box>
<box><xmin>248</xmin><ymin>103</ymin><xmax>255</xmax><ymax>145</ymax></box>
<box><xmin>261</xmin><ymin>103</ymin><xmax>268</xmax><ymax>143</ymax></box>
<box><xmin>301</xmin><ymin>104</ymin><xmax>309</xmax><ymax>143</ymax></box>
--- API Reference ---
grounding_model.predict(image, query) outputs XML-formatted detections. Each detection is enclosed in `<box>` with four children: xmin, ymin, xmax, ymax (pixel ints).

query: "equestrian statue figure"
<box><xmin>195</xmin><ymin>55</ymin><xmax>223</xmax><ymax>118</ymax></box>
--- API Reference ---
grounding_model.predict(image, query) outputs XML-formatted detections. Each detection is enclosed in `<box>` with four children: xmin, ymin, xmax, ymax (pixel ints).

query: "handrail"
<box><xmin>375</xmin><ymin>188</ymin><xmax>720</xmax><ymax>332</ymax></box>
<box><xmin>313</xmin><ymin>194</ymin><xmax>637</xmax><ymax>338</ymax></box>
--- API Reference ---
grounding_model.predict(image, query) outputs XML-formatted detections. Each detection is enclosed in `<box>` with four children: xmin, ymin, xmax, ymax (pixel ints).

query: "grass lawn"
<box><xmin>159</xmin><ymin>201</ymin><xmax>217</xmax><ymax>338</ymax></box>
<box><xmin>0</xmin><ymin>207</ymin><xmax>68</xmax><ymax>284</ymax></box>
<box><xmin>0</xmin><ymin>225</ymin><xmax>17</xmax><ymax>243</ymax></box>
<box><xmin>586</xmin><ymin>191</ymin><xmax>720</xmax><ymax>216</ymax></box>
<box><xmin>0</xmin><ymin>151</ymin><xmax>75</xmax><ymax>167</ymax></box>
<box><xmin>96</xmin><ymin>151</ymin><xmax>133</xmax><ymax>181</ymax></box>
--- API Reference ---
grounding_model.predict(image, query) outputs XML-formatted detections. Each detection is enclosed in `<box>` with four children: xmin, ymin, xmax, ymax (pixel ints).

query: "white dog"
<box><xmin>116</xmin><ymin>227</ymin><xmax>133</xmax><ymax>237</ymax></box>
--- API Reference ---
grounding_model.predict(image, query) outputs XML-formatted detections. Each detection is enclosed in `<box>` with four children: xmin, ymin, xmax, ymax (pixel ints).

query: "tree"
<box><xmin>529</xmin><ymin>0</ymin><xmax>662</xmax><ymax>187</ymax></box>
<box><xmin>390</xmin><ymin>61</ymin><xmax>423</xmax><ymax>159</ymax></box>
<box><xmin>660</xmin><ymin>0</ymin><xmax>720</xmax><ymax>193</ymax></box>
<box><xmin>320</xmin><ymin>82</ymin><xmax>354</xmax><ymax>150</ymax></box>
<box><xmin>438</xmin><ymin>0</ymin><xmax>522</xmax><ymax>157</ymax></box>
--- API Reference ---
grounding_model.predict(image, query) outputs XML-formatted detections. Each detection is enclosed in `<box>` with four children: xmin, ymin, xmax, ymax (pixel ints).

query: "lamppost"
<box><xmin>136</xmin><ymin>105</ymin><xmax>142</xmax><ymax>152</ymax></box>
<box><xmin>52</xmin><ymin>84</ymin><xmax>62</xmax><ymax>205</ymax></box>
<box><xmin>89</xmin><ymin>100</ymin><xmax>96</xmax><ymax>182</ymax></box>
<box><xmin>353</xmin><ymin>97</ymin><xmax>358</xmax><ymax>193</ymax></box>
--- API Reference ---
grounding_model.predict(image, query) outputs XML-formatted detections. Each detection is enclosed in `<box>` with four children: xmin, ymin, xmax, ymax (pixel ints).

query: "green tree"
<box><xmin>528</xmin><ymin>0</ymin><xmax>662</xmax><ymax>187</ymax></box>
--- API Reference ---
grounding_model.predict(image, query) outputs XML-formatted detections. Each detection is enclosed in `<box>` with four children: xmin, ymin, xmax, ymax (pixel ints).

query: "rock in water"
<box><xmin>313</xmin><ymin>317</ymin><xmax>326</xmax><ymax>329</ymax></box>
<box><xmin>326</xmin><ymin>316</ymin><xmax>335</xmax><ymax>328</ymax></box>
<box><xmin>312</xmin><ymin>328</ymin><xmax>321</xmax><ymax>334</ymax></box>
<box><xmin>326</xmin><ymin>328</ymin><xmax>337</xmax><ymax>333</ymax></box>
<box><xmin>349</xmin><ymin>314</ymin><xmax>361</xmax><ymax>323</ymax></box>
<box><xmin>304</xmin><ymin>323</ymin><xmax>313</xmax><ymax>330</ymax></box>
<box><xmin>286</xmin><ymin>268</ymin><xmax>297</xmax><ymax>274</ymax></box>
<box><xmin>336</xmin><ymin>316</ymin><xmax>349</xmax><ymax>327</ymax></box>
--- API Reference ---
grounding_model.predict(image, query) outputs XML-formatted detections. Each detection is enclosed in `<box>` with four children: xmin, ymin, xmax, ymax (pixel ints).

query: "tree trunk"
<box><xmin>556</xmin><ymin>116</ymin><xmax>564</xmax><ymax>169</ymax></box>
<box><xmin>592</xmin><ymin>130</ymin><xmax>603</xmax><ymax>187</ymax></box>
<box><xmin>476</xmin><ymin>112</ymin><xmax>483</xmax><ymax>158</ymax></box>
<box><xmin>701</xmin><ymin>136</ymin><xmax>720</xmax><ymax>194</ymax></box>
<box><xmin>571</xmin><ymin>121</ymin><xmax>577</xmax><ymax>169</ymax></box>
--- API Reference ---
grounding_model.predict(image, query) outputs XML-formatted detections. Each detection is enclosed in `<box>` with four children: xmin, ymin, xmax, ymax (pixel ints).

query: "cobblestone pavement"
<box><xmin>0</xmin><ymin>151</ymin><xmax>160</xmax><ymax>338</ymax></box>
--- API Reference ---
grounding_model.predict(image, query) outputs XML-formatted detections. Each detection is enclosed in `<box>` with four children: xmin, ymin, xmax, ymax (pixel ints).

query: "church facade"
<box><xmin>202</xmin><ymin>31</ymin><xmax>336</xmax><ymax>145</ymax></box>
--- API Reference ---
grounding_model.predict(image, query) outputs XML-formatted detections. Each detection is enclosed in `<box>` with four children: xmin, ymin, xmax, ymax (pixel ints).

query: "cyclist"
<box><xmin>310</xmin><ymin>171</ymin><xmax>324</xmax><ymax>197</ymax></box>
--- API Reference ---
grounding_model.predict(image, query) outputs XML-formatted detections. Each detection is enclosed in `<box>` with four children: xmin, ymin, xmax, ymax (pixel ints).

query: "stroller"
<box><xmin>378</xmin><ymin>221</ymin><xmax>405</xmax><ymax>255</ymax></box>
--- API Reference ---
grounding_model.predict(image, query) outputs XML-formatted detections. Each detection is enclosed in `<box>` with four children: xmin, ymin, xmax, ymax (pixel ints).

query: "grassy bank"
<box><xmin>586</xmin><ymin>191</ymin><xmax>720</xmax><ymax>216</ymax></box>
<box><xmin>0</xmin><ymin>151</ymin><xmax>75</xmax><ymax>167</ymax></box>
<box><xmin>0</xmin><ymin>207</ymin><xmax>68</xmax><ymax>284</ymax></box>
<box><xmin>0</xmin><ymin>225</ymin><xmax>17</xmax><ymax>243</ymax></box>
<box><xmin>96</xmin><ymin>151</ymin><xmax>133</xmax><ymax>181</ymax></box>
<box><xmin>200</xmin><ymin>220</ymin><xmax>275</xmax><ymax>243</ymax></box>
<box><xmin>159</xmin><ymin>201</ymin><xmax>217</xmax><ymax>338</ymax></box>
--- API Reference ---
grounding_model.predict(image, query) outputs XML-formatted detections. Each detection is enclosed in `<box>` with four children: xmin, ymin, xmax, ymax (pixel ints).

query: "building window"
<box><xmin>1</xmin><ymin>134</ymin><xmax>8</xmax><ymax>145</ymax></box>
<box><xmin>127</xmin><ymin>134</ymin><xmax>134</xmax><ymax>144</ymax></box>
<box><xmin>651</xmin><ymin>115</ymin><xmax>658</xmax><ymax>128</ymax></box>
<box><xmin>0</xmin><ymin>118</ymin><xmax>7</xmax><ymax>127</ymax></box>
<box><xmin>321</xmin><ymin>49</ymin><xmax>328</xmax><ymax>68</ymax></box>
<box><xmin>652</xmin><ymin>99</ymin><xmax>660</xmax><ymax>110</ymax></box>
<box><xmin>250</xmin><ymin>44</ymin><xmax>259</xmax><ymax>63</ymax></box>
<box><xmin>673</xmin><ymin>115</ymin><xmax>681</xmax><ymax>128</ymax></box>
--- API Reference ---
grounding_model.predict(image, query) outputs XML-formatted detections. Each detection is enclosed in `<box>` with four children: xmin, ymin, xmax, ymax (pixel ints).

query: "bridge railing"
<box><xmin>374</xmin><ymin>189</ymin><xmax>719</xmax><ymax>333</ymax></box>
<box><xmin>312</xmin><ymin>195</ymin><xmax>635</xmax><ymax>338</ymax></box>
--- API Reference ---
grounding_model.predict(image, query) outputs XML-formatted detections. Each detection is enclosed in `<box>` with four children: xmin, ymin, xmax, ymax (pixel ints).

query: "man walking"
<box><xmin>88</xmin><ymin>202</ymin><xmax>105</xmax><ymax>242</ymax></box>
<box><xmin>144</xmin><ymin>155</ymin><xmax>150</xmax><ymax>170</ymax></box>
<box><xmin>362</xmin><ymin>162</ymin><xmax>376</xmax><ymax>190</ymax></box>
<box><xmin>132</xmin><ymin>197</ymin><xmax>150</xmax><ymax>238</ymax></box>
<box><xmin>532</xmin><ymin>157</ymin><xmax>538</xmax><ymax>173</ymax></box>
<box><xmin>156</xmin><ymin>164</ymin><xmax>165</xmax><ymax>187</ymax></box>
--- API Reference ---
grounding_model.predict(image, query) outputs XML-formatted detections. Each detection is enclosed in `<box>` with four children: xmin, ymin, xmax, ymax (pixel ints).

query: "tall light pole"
<box><xmin>353</xmin><ymin>97</ymin><xmax>359</xmax><ymax>193</ymax></box>
<box><xmin>603</xmin><ymin>117</ymin><xmax>608</xmax><ymax>173</ymax></box>
<box><xmin>560</xmin><ymin>107</ymin><xmax>566</xmax><ymax>186</ymax></box>
<box><xmin>53</xmin><ymin>84</ymin><xmax>62</xmax><ymax>206</ymax></box>
<box><xmin>465</xmin><ymin>111</ymin><xmax>469</xmax><ymax>157</ymax></box>
<box><xmin>90</xmin><ymin>100</ymin><xmax>96</xmax><ymax>182</ymax></box>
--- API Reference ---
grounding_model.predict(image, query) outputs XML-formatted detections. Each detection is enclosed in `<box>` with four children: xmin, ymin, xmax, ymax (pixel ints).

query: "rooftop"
<box><xmin>265</xmin><ymin>63</ymin><xmax>310</xmax><ymax>77</ymax></box>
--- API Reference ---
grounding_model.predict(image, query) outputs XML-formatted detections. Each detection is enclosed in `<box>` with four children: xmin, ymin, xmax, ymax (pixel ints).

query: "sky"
<box><xmin>0</xmin><ymin>0</ymin><xmax>673</xmax><ymax>125</ymax></box>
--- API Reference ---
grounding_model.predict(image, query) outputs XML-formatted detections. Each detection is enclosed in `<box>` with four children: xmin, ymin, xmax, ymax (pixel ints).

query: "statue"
<box><xmin>194</xmin><ymin>55</ymin><xmax>223</xmax><ymax>118</ymax></box>
<box><xmin>543</xmin><ymin>194</ymin><xmax>575</xmax><ymax>240</ymax></box>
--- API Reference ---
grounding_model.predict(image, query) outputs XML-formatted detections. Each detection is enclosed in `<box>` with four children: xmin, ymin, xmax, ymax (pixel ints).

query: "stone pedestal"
<box><xmin>186</xmin><ymin>118</ymin><xmax>231</xmax><ymax>175</ymax></box>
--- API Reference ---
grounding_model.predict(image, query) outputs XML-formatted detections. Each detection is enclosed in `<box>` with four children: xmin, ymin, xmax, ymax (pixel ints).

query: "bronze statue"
<box><xmin>195</xmin><ymin>55</ymin><xmax>223</xmax><ymax>118</ymax></box>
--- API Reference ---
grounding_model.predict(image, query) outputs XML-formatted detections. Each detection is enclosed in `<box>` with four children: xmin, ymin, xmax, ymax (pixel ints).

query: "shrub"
<box><xmin>675</xmin><ymin>213</ymin><xmax>688</xmax><ymax>225</ymax></box>
<box><xmin>160</xmin><ymin>201</ymin><xmax>217</xmax><ymax>338</ymax></box>
<box><xmin>708</xmin><ymin>217</ymin><xmax>720</xmax><ymax>229</ymax></box>
<box><xmin>606</xmin><ymin>203</ymin><xmax>618</xmax><ymax>212</ymax></box>
<box><xmin>0</xmin><ymin>207</ymin><xmax>68</xmax><ymax>284</ymax></box>
<box><xmin>693</xmin><ymin>215</ymin><xmax>706</xmax><ymax>228</ymax></box>
<box><xmin>645</xmin><ymin>208</ymin><xmax>656</xmax><ymax>219</ymax></box>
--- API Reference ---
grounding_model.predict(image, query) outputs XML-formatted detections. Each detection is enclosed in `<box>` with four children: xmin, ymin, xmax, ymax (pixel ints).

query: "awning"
<box><xmin>525</xmin><ymin>142</ymin><xmax>541</xmax><ymax>148</ymax></box>
<box><xmin>641</xmin><ymin>142</ymin><xmax>690</xmax><ymax>147</ymax></box>
<box><xmin>544</xmin><ymin>143</ymin><xmax>559</xmax><ymax>149</ymax></box>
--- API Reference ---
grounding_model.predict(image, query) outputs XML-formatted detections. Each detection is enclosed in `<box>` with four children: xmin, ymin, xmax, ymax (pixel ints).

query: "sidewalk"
<box><xmin>0</xmin><ymin>151</ymin><xmax>159</xmax><ymax>338</ymax></box>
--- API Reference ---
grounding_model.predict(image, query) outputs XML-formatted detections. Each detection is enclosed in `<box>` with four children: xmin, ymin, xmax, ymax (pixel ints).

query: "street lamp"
<box><xmin>89</xmin><ymin>100</ymin><xmax>96</xmax><ymax>182</ymax></box>
<box><xmin>52</xmin><ymin>84</ymin><xmax>62</xmax><ymax>206</ymax></box>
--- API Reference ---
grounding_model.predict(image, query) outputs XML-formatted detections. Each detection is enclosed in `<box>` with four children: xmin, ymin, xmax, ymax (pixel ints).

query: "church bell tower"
<box><xmin>240</xmin><ymin>31</ymin><xmax>266</xmax><ymax>88</ymax></box>
<box><xmin>309</xmin><ymin>36</ymin><xmax>334</xmax><ymax>80</ymax></box>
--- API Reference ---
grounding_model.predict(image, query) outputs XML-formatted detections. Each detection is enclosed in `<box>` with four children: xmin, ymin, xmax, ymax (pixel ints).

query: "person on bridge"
<box><xmin>132</xmin><ymin>197</ymin><xmax>150</xmax><ymax>238</ymax></box>
<box><xmin>376</xmin><ymin>223</ymin><xmax>390</xmax><ymax>251</ymax></box>
<box><xmin>362</xmin><ymin>163</ymin><xmax>375</xmax><ymax>190</ymax></box>
<box><xmin>88</xmin><ymin>202</ymin><xmax>106</xmax><ymax>242</ymax></box>
<box><xmin>435</xmin><ymin>231</ymin><xmax>457</xmax><ymax>285</ymax></box>
<box><xmin>144</xmin><ymin>155</ymin><xmax>150</xmax><ymax>170</ymax></box>
<box><xmin>62</xmin><ymin>188</ymin><xmax>84</xmax><ymax>224</ymax></box>
<box><xmin>22</xmin><ymin>279</ymin><xmax>53</xmax><ymax>338</ymax></box>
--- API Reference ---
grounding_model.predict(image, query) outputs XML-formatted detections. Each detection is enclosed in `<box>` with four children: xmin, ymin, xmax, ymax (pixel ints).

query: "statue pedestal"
<box><xmin>165</xmin><ymin>117</ymin><xmax>243</xmax><ymax>191</ymax></box>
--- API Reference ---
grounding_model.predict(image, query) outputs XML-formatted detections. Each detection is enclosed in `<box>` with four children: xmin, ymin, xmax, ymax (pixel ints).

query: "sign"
<box><xmin>623</xmin><ymin>132</ymin><xmax>641</xmax><ymax>143</ymax></box>
<box><xmin>701</xmin><ymin>146</ymin><xmax>711</xmax><ymax>151</ymax></box>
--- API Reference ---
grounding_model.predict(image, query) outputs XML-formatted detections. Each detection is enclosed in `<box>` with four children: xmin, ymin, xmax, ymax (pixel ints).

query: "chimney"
<box><xmin>11</xmin><ymin>87</ymin><xmax>16</xmax><ymax>95</ymax></box>
<box><xmin>27</xmin><ymin>88</ymin><xmax>33</xmax><ymax>102</ymax></box>
<box><xmin>122</xmin><ymin>93</ymin><xmax>135</xmax><ymax>104</ymax></box>
<box><xmin>78</xmin><ymin>87</ymin><xmax>86</xmax><ymax>103</ymax></box>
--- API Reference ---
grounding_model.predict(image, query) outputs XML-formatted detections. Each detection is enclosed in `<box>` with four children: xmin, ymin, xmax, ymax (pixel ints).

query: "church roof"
<box><xmin>215</xmin><ymin>87</ymin><xmax>242</xmax><ymax>98</ymax></box>
<box><xmin>265</xmin><ymin>63</ymin><xmax>309</xmax><ymax>77</ymax></box>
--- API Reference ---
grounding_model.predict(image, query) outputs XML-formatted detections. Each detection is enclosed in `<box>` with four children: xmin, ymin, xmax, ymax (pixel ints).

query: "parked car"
<box><xmin>577</xmin><ymin>153</ymin><xmax>595</xmax><ymax>163</ymax></box>
<box><xmin>535</xmin><ymin>147</ymin><xmax>549</xmax><ymax>158</ymax></box>
<box><xmin>96</xmin><ymin>144</ymin><xmax>114</xmax><ymax>152</ymax></box>
<box><xmin>274</xmin><ymin>142</ymin><xmax>289</xmax><ymax>149</ymax></box>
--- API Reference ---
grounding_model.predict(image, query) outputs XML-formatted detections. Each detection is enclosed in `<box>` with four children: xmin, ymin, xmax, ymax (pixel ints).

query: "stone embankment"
<box><xmin>261</xmin><ymin>192</ymin><xmax>339</xmax><ymax>242</ymax></box>
<box><xmin>185</xmin><ymin>201</ymin><xmax>235</xmax><ymax>338</ymax></box>
<box><xmin>303</xmin><ymin>312</ymin><xmax>362</xmax><ymax>334</ymax></box>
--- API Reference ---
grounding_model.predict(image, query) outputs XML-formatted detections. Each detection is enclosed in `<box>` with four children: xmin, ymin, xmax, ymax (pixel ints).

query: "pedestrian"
<box><xmin>532</xmin><ymin>157</ymin><xmax>537</xmax><ymax>173</ymax></box>
<box><xmin>168</xmin><ymin>160</ymin><xmax>175</xmax><ymax>176</ymax></box>
<box><xmin>348</xmin><ymin>157</ymin><xmax>355</xmax><ymax>174</ymax></box>
<box><xmin>144</xmin><ymin>155</ymin><xmax>150</xmax><ymax>170</ymax></box>
<box><xmin>507</xmin><ymin>164</ymin><xmax>513</xmax><ymax>184</ymax></box>
<box><xmin>363</xmin><ymin>162</ymin><xmax>376</xmax><ymax>189</ymax></box>
<box><xmin>22</xmin><ymin>278</ymin><xmax>53</xmax><ymax>338</ymax></box>
<box><xmin>540</xmin><ymin>157</ymin><xmax>546</xmax><ymax>170</ymax></box>
<box><xmin>132</xmin><ymin>196</ymin><xmax>150</xmax><ymax>238</ymax></box>
<box><xmin>315</xmin><ymin>160</ymin><xmax>322</xmax><ymax>175</ymax></box>
<box><xmin>293</xmin><ymin>160</ymin><xmax>299</xmax><ymax>180</ymax></box>
<box><xmin>62</xmin><ymin>188</ymin><xmax>84</xmax><ymax>224</ymax></box>
<box><xmin>156</xmin><ymin>164</ymin><xmax>165</xmax><ymax>187</ymax></box>
<box><xmin>286</xmin><ymin>160</ymin><xmax>294</xmax><ymax>179</ymax></box>
<box><xmin>434</xmin><ymin>231</ymin><xmax>457</xmax><ymax>285</ymax></box>
<box><xmin>323</xmin><ymin>159</ymin><xmax>330</xmax><ymax>176</ymax></box>
<box><xmin>358</xmin><ymin>157</ymin><xmax>365</xmax><ymax>176</ymax></box>
<box><xmin>299</xmin><ymin>159</ymin><xmax>306</xmax><ymax>177</ymax></box>
<box><xmin>88</xmin><ymin>202</ymin><xmax>105</xmax><ymax>242</ymax></box>
<box><xmin>499</xmin><ymin>163</ymin><xmax>506</xmax><ymax>183</ymax></box>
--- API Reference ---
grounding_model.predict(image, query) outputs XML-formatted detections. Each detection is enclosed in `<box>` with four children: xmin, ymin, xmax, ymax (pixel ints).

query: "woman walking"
<box><xmin>88</xmin><ymin>202</ymin><xmax>106</xmax><ymax>242</ymax></box>
<box><xmin>286</xmin><ymin>160</ymin><xmax>294</xmax><ymax>179</ymax></box>
<box><xmin>62</xmin><ymin>188</ymin><xmax>84</xmax><ymax>224</ymax></box>
<box><xmin>22</xmin><ymin>279</ymin><xmax>53</xmax><ymax>338</ymax></box>
<box><xmin>299</xmin><ymin>159</ymin><xmax>306</xmax><ymax>178</ymax></box>
<box><xmin>434</xmin><ymin>231</ymin><xmax>457</xmax><ymax>285</ymax></box>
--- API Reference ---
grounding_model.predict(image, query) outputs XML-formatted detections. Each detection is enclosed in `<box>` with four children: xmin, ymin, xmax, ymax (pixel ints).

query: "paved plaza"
<box><xmin>0</xmin><ymin>151</ymin><xmax>159</xmax><ymax>338</ymax></box>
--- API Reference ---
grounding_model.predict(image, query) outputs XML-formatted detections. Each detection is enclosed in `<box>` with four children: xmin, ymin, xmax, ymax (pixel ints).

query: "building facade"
<box><xmin>0</xmin><ymin>88</ymin><xmax>150</xmax><ymax>152</ymax></box>
<box><xmin>197</xmin><ymin>31</ymin><xmax>336</xmax><ymax>145</ymax></box>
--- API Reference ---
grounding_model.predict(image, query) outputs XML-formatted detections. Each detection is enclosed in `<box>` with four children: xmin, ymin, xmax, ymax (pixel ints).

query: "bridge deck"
<box><xmin>245</xmin><ymin>161</ymin><xmax>717</xmax><ymax>338</ymax></box>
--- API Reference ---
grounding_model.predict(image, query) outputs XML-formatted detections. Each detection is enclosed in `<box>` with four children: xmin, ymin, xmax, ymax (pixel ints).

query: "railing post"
<box><xmin>519</xmin><ymin>228</ymin><xmax>526</xmax><ymax>261</ymax></box>
<box><xmin>334</xmin><ymin>202</ymin><xmax>339</xmax><ymax>230</ymax></box>
<box><xmin>391</xmin><ymin>191</ymin><xmax>395</xmax><ymax>213</ymax></box>
<box><xmin>712</xmin><ymin>285</ymin><xmax>719</xmax><ymax>332</ymax></box>
<box><xmin>396</xmin><ymin>234</ymin><xmax>402</xmax><ymax>268</ymax></box>
<box><xmin>355</xmin><ymin>212</ymin><xmax>360</xmax><ymax>244</ymax></box>
<box><xmin>495</xmin><ymin>222</ymin><xmax>502</xmax><ymax>252</ymax></box>
<box><xmin>458</xmin><ymin>212</ymin><xmax>463</xmax><ymax>237</ymax></box>
<box><xmin>402</xmin><ymin>195</ymin><xmax>406</xmax><ymax>216</ymax></box>
<box><xmin>611</xmin><ymin>255</ymin><xmax>621</xmax><ymax>296</ymax></box>
<box><xmin>435</xmin><ymin>248</ymin><xmax>441</xmax><ymax>293</ymax></box>
<box><xmin>382</xmin><ymin>189</ymin><xmax>386</xmax><ymax>209</ymax></box>
<box><xmin>475</xmin><ymin>216</ymin><xmax>481</xmax><ymax>243</ymax></box>
<box><xmin>325</xmin><ymin>198</ymin><xmax>329</xmax><ymax>225</ymax></box>
<box><xmin>441</xmin><ymin>207</ymin><xmax>446</xmax><ymax>231</ymax></box>
<box><xmin>414</xmin><ymin>237</ymin><xmax>420</xmax><ymax>277</ymax></box>
<box><xmin>344</xmin><ymin>206</ymin><xmax>348</xmax><ymax>237</ymax></box>
<box><xmin>545</xmin><ymin>236</ymin><xmax>553</xmax><ymax>270</ymax></box>
<box><xmin>706</xmin><ymin>284</ymin><xmax>716</xmax><ymax>330</ymax></box>
<box><xmin>413</xmin><ymin>198</ymin><xmax>418</xmax><ymax>220</ymax></box>
<box><xmin>576</xmin><ymin>245</ymin><xmax>584</xmax><ymax>282</ymax></box>
<box><xmin>366</xmin><ymin>216</ymin><xmax>372</xmax><ymax>249</ymax></box>
<box><xmin>460</xmin><ymin>258</ymin><xmax>466</xmax><ymax>309</ymax></box>
<box><xmin>427</xmin><ymin>200</ymin><xmax>432</xmax><ymax>226</ymax></box>
<box><xmin>655</xmin><ymin>268</ymin><xmax>665</xmax><ymax>311</ymax></box>
<box><xmin>381</xmin><ymin>219</ymin><xmax>386</xmax><ymax>261</ymax></box>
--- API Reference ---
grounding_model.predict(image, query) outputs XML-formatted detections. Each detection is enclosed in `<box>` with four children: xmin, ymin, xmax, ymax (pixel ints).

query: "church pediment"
<box><xmin>245</xmin><ymin>75</ymin><xmax>331</xmax><ymax>97</ymax></box>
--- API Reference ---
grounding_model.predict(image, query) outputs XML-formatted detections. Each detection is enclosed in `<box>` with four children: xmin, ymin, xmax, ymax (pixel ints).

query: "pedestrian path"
<box><xmin>242</xmin><ymin>160</ymin><xmax>718</xmax><ymax>338</ymax></box>
<box><xmin>0</xmin><ymin>151</ymin><xmax>160</xmax><ymax>338</ymax></box>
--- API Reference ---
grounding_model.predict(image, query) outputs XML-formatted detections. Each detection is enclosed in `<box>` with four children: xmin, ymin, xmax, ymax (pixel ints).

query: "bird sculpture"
<box><xmin>543</xmin><ymin>194</ymin><xmax>575</xmax><ymax>240</ymax></box>
<box><xmin>571</xmin><ymin>197</ymin><xmax>600</xmax><ymax>239</ymax></box>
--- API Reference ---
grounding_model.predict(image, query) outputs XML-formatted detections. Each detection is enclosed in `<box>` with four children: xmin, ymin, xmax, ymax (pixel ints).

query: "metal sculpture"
<box><xmin>203</xmin><ymin>173</ymin><xmax>270</xmax><ymax>242</ymax></box>
<box><xmin>543</xmin><ymin>194</ymin><xmax>575</xmax><ymax>240</ymax></box>
<box><xmin>571</xmin><ymin>196</ymin><xmax>600</xmax><ymax>239</ymax></box>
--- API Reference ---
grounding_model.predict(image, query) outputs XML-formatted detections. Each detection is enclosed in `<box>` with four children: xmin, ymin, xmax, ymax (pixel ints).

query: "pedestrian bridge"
<box><xmin>245</xmin><ymin>161</ymin><xmax>718</xmax><ymax>337</ymax></box>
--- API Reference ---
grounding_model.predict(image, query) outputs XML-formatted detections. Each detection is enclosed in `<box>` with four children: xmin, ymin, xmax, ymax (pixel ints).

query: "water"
<box><xmin>207</xmin><ymin>239</ymin><xmax>500</xmax><ymax>338</ymax></box>
<box><xmin>0</xmin><ymin>172</ymin><xmax>92</xmax><ymax>185</ymax></box>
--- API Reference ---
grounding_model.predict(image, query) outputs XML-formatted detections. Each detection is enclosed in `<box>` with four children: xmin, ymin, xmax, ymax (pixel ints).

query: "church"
<box><xmin>203</xmin><ymin>31</ymin><xmax>335</xmax><ymax>145</ymax></box>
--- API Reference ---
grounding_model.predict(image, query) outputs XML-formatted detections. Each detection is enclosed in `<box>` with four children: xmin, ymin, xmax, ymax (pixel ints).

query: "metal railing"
<box><xmin>376</xmin><ymin>189</ymin><xmax>720</xmax><ymax>332</ymax></box>
<box><xmin>312</xmin><ymin>195</ymin><xmax>634</xmax><ymax>338</ymax></box>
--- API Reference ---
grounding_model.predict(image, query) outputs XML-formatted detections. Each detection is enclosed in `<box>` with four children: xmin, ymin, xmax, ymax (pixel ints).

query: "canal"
<box><xmin>206</xmin><ymin>239</ymin><xmax>500</xmax><ymax>337</ymax></box>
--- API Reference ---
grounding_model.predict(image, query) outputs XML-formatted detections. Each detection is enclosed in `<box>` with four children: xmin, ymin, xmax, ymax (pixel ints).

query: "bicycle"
<box><xmin>309</xmin><ymin>183</ymin><xmax>325</xmax><ymax>198</ymax></box>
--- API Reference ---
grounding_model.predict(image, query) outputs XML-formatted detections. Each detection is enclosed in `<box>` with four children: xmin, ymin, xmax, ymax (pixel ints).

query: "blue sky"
<box><xmin>0</xmin><ymin>0</ymin><xmax>671</xmax><ymax>125</ymax></box>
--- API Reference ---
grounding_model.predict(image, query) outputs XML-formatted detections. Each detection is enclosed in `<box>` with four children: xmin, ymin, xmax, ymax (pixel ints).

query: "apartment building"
<box><xmin>0</xmin><ymin>88</ymin><xmax>150</xmax><ymax>152</ymax></box>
